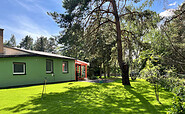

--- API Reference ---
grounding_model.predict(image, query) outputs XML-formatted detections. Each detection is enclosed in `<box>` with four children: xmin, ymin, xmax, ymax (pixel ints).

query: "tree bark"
<box><xmin>107</xmin><ymin>63</ymin><xmax>110</xmax><ymax>77</ymax></box>
<box><xmin>103</xmin><ymin>63</ymin><xmax>106</xmax><ymax>78</ymax></box>
<box><xmin>154</xmin><ymin>84</ymin><xmax>161</xmax><ymax>104</ymax></box>
<box><xmin>99</xmin><ymin>64</ymin><xmax>102</xmax><ymax>78</ymax></box>
<box><xmin>111</xmin><ymin>0</ymin><xmax>130</xmax><ymax>85</ymax></box>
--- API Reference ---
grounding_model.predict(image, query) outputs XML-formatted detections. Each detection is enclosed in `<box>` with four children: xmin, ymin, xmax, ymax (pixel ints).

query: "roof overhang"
<box><xmin>0</xmin><ymin>46</ymin><xmax>75</xmax><ymax>60</ymax></box>
<box><xmin>75</xmin><ymin>60</ymin><xmax>90</xmax><ymax>66</ymax></box>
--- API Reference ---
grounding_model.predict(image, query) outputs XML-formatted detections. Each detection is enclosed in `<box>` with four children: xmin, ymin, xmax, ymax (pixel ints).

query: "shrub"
<box><xmin>130</xmin><ymin>71</ymin><xmax>139</xmax><ymax>80</ymax></box>
<box><xmin>168</xmin><ymin>95</ymin><xmax>185</xmax><ymax>114</ymax></box>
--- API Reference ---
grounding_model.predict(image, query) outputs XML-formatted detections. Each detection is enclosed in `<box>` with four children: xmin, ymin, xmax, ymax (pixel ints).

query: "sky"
<box><xmin>0</xmin><ymin>0</ymin><xmax>65</xmax><ymax>43</ymax></box>
<box><xmin>0</xmin><ymin>0</ymin><xmax>184</xmax><ymax>44</ymax></box>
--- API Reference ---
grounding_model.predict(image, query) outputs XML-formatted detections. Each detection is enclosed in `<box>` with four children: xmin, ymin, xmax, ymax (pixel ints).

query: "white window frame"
<box><xmin>46</xmin><ymin>59</ymin><xmax>53</xmax><ymax>74</ymax></box>
<box><xmin>13</xmin><ymin>62</ymin><xmax>26</xmax><ymax>75</ymax></box>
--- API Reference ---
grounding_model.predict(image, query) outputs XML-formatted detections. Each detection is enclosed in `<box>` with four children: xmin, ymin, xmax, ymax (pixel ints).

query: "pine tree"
<box><xmin>20</xmin><ymin>35</ymin><xmax>33</xmax><ymax>50</ymax></box>
<box><xmin>34</xmin><ymin>36</ymin><xmax>48</xmax><ymax>52</ymax></box>
<box><xmin>5</xmin><ymin>34</ymin><xmax>16</xmax><ymax>47</ymax></box>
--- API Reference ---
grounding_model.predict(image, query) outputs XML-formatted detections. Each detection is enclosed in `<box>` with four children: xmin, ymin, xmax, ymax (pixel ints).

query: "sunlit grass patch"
<box><xmin>0</xmin><ymin>79</ymin><xmax>173</xmax><ymax>114</ymax></box>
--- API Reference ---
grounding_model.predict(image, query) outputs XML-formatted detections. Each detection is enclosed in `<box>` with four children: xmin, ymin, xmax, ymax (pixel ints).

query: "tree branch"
<box><xmin>163</xmin><ymin>30</ymin><xmax>185</xmax><ymax>60</ymax></box>
<box><xmin>84</xmin><ymin>20</ymin><xmax>111</xmax><ymax>37</ymax></box>
<box><xmin>102</xmin><ymin>17</ymin><xmax>116</xmax><ymax>24</ymax></box>
<box><xmin>164</xmin><ymin>10</ymin><xmax>185</xmax><ymax>26</ymax></box>
<box><xmin>99</xmin><ymin>9</ymin><xmax>114</xmax><ymax>15</ymax></box>
<box><xmin>121</xmin><ymin>29</ymin><xmax>136</xmax><ymax>37</ymax></box>
<box><xmin>119</xmin><ymin>11</ymin><xmax>140</xmax><ymax>18</ymax></box>
<box><xmin>84</xmin><ymin>1</ymin><xmax>106</xmax><ymax>27</ymax></box>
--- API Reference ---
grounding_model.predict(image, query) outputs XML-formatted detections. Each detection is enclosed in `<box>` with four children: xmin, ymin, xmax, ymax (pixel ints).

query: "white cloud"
<box><xmin>14</xmin><ymin>0</ymin><xmax>50</xmax><ymax>15</ymax></box>
<box><xmin>168</xmin><ymin>1</ymin><xmax>177</xmax><ymax>6</ymax></box>
<box><xmin>159</xmin><ymin>9</ymin><xmax>175</xmax><ymax>17</ymax></box>
<box><xmin>14</xmin><ymin>0</ymin><xmax>35</xmax><ymax>12</ymax></box>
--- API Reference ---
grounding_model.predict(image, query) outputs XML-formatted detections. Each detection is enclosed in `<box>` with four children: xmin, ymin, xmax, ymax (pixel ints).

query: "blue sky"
<box><xmin>0</xmin><ymin>0</ymin><xmax>184</xmax><ymax>44</ymax></box>
<box><xmin>0</xmin><ymin>0</ymin><xmax>65</xmax><ymax>43</ymax></box>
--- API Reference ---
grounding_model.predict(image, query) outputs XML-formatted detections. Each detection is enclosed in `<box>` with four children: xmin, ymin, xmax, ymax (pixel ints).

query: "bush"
<box><xmin>168</xmin><ymin>86</ymin><xmax>185</xmax><ymax>114</ymax></box>
<box><xmin>168</xmin><ymin>96</ymin><xmax>185</xmax><ymax>114</ymax></box>
<box><xmin>130</xmin><ymin>71</ymin><xmax>139</xmax><ymax>80</ymax></box>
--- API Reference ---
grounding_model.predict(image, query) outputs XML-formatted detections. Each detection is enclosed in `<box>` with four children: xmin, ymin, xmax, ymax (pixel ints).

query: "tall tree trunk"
<box><xmin>99</xmin><ymin>63</ymin><xmax>102</xmax><ymax>78</ymax></box>
<box><xmin>107</xmin><ymin>63</ymin><xmax>110</xmax><ymax>77</ymax></box>
<box><xmin>128</xmin><ymin>42</ymin><xmax>132</xmax><ymax>77</ymax></box>
<box><xmin>111</xmin><ymin>0</ymin><xmax>130</xmax><ymax>85</ymax></box>
<box><xmin>103</xmin><ymin>63</ymin><xmax>106</xmax><ymax>78</ymax></box>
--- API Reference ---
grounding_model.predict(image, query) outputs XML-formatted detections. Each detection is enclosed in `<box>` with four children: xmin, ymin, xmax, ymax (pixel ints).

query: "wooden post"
<box><xmin>80</xmin><ymin>65</ymin><xmax>82</xmax><ymax>78</ymax></box>
<box><xmin>75</xmin><ymin>63</ymin><xmax>76</xmax><ymax>81</ymax></box>
<box><xmin>85</xmin><ymin>65</ymin><xmax>87</xmax><ymax>78</ymax></box>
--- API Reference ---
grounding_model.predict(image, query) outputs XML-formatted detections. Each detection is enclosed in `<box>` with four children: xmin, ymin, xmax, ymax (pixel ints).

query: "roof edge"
<box><xmin>3</xmin><ymin>46</ymin><xmax>75</xmax><ymax>60</ymax></box>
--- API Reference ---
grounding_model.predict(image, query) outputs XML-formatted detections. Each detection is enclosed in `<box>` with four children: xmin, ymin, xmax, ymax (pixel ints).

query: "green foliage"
<box><xmin>57</xmin><ymin>23</ymin><xmax>85</xmax><ymax>59</ymax></box>
<box><xmin>161</xmin><ymin>2</ymin><xmax>185</xmax><ymax>73</ymax></box>
<box><xmin>34</xmin><ymin>36</ymin><xmax>48</xmax><ymax>52</ymax></box>
<box><xmin>47</xmin><ymin>37</ymin><xmax>57</xmax><ymax>53</ymax></box>
<box><xmin>5</xmin><ymin>34</ymin><xmax>16</xmax><ymax>47</ymax></box>
<box><xmin>168</xmin><ymin>95</ymin><xmax>185</xmax><ymax>114</ymax></box>
<box><xmin>48</xmin><ymin>0</ymin><xmax>161</xmax><ymax>84</ymax></box>
<box><xmin>121</xmin><ymin>6</ymin><xmax>160</xmax><ymax>78</ymax></box>
<box><xmin>168</xmin><ymin>85</ymin><xmax>185</xmax><ymax>114</ymax></box>
<box><xmin>139</xmin><ymin>52</ymin><xmax>167</xmax><ymax>103</ymax></box>
<box><xmin>138</xmin><ymin>51</ymin><xmax>185</xmax><ymax>112</ymax></box>
<box><xmin>143</xmin><ymin>29</ymin><xmax>167</xmax><ymax>54</ymax></box>
<box><xmin>139</xmin><ymin>3</ymin><xmax>185</xmax><ymax>111</ymax></box>
<box><xmin>130</xmin><ymin>71</ymin><xmax>138</xmax><ymax>80</ymax></box>
<box><xmin>33</xmin><ymin>36</ymin><xmax>57</xmax><ymax>53</ymax></box>
<box><xmin>48</xmin><ymin>0</ymin><xmax>91</xmax><ymax>29</ymax></box>
<box><xmin>19</xmin><ymin>35</ymin><xmax>33</xmax><ymax>50</ymax></box>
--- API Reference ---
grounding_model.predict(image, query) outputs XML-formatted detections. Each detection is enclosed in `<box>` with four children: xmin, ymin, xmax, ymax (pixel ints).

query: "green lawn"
<box><xmin>0</xmin><ymin>79</ymin><xmax>174</xmax><ymax>114</ymax></box>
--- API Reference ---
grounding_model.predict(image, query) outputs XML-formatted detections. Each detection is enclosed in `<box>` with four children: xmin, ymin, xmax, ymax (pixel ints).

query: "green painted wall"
<box><xmin>0</xmin><ymin>56</ymin><xmax>75</xmax><ymax>88</ymax></box>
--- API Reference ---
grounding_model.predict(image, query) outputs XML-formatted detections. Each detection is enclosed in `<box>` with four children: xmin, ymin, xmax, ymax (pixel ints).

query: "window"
<box><xmin>62</xmin><ymin>61</ymin><xmax>68</xmax><ymax>73</ymax></box>
<box><xmin>13</xmin><ymin>62</ymin><xmax>26</xmax><ymax>75</ymax></box>
<box><xmin>46</xmin><ymin>59</ymin><xmax>53</xmax><ymax>73</ymax></box>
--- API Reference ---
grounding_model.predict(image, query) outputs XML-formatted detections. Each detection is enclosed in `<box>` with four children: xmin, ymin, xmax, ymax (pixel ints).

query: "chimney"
<box><xmin>0</xmin><ymin>28</ymin><xmax>4</xmax><ymax>54</ymax></box>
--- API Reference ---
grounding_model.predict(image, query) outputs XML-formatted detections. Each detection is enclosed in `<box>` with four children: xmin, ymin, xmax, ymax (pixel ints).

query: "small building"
<box><xmin>0</xmin><ymin>28</ymin><xmax>89</xmax><ymax>88</ymax></box>
<box><xmin>75</xmin><ymin>60</ymin><xmax>89</xmax><ymax>80</ymax></box>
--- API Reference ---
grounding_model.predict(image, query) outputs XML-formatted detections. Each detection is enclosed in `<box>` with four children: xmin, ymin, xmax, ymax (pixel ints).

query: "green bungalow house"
<box><xmin>0</xmin><ymin>29</ymin><xmax>77</xmax><ymax>88</ymax></box>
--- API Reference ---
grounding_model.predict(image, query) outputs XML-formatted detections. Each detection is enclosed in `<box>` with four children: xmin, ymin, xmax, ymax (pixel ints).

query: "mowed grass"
<box><xmin>0</xmin><ymin>79</ymin><xmax>174</xmax><ymax>114</ymax></box>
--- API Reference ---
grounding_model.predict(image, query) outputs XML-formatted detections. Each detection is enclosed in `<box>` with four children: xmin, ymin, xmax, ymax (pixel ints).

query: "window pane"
<box><xmin>46</xmin><ymin>60</ymin><xmax>53</xmax><ymax>73</ymax></box>
<box><xmin>46</xmin><ymin>61</ymin><xmax>51</xmax><ymax>71</ymax></box>
<box><xmin>64</xmin><ymin>63</ymin><xmax>67</xmax><ymax>71</ymax></box>
<box><xmin>13</xmin><ymin>63</ymin><xmax>25</xmax><ymax>75</ymax></box>
<box><xmin>63</xmin><ymin>62</ymin><xmax>68</xmax><ymax>72</ymax></box>
<box><xmin>14</xmin><ymin>64</ymin><xmax>24</xmax><ymax>73</ymax></box>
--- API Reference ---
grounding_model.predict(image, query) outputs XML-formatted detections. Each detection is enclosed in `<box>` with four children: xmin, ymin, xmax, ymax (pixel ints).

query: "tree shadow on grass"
<box><xmin>94</xmin><ymin>80</ymin><xmax>173</xmax><ymax>113</ymax></box>
<box><xmin>1</xmin><ymin>81</ymin><xmax>172</xmax><ymax>114</ymax></box>
<box><xmin>124</xmin><ymin>85</ymin><xmax>159</xmax><ymax>113</ymax></box>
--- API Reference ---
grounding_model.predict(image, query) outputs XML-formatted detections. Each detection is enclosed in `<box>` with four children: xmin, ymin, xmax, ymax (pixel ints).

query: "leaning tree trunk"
<box><xmin>111</xmin><ymin>0</ymin><xmax>130</xmax><ymax>85</ymax></box>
